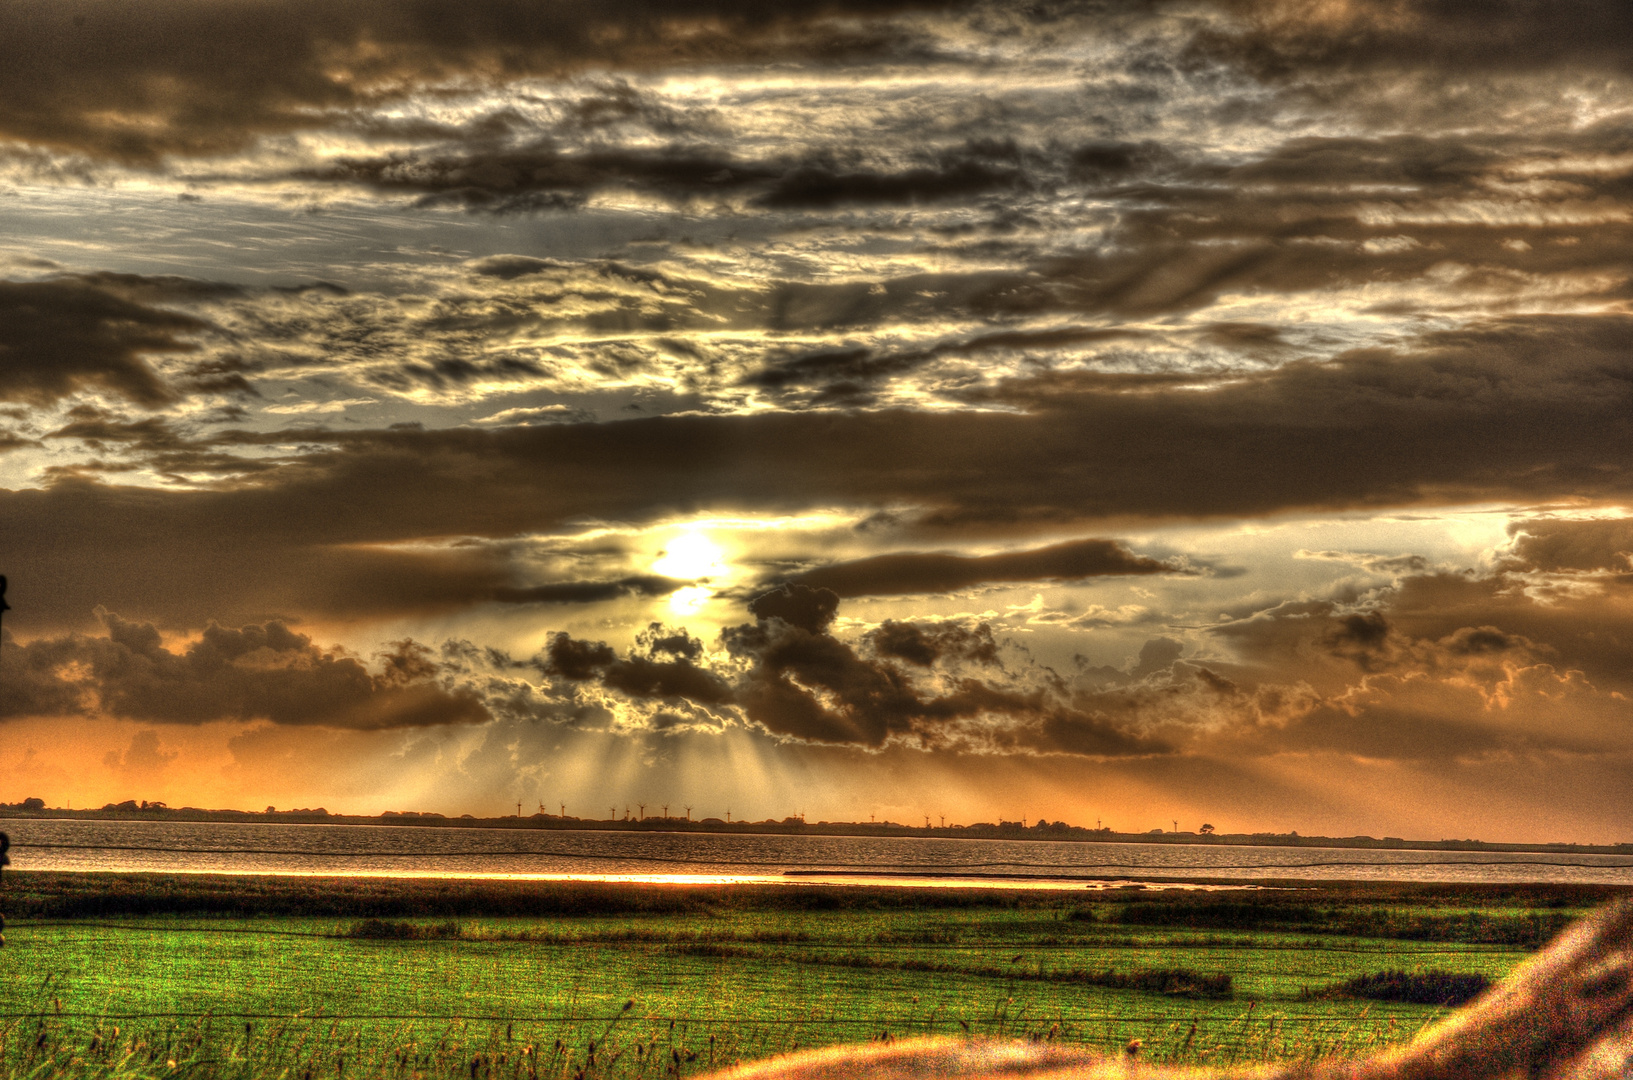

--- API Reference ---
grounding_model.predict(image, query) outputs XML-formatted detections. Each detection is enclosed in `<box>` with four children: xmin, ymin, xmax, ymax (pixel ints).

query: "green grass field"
<box><xmin>0</xmin><ymin>875</ymin><xmax>1622</xmax><ymax>1080</ymax></box>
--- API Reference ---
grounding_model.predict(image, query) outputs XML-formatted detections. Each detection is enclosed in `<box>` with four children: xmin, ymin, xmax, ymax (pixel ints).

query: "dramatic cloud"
<box><xmin>2</xmin><ymin>612</ymin><xmax>488</xmax><ymax>728</ymax></box>
<box><xmin>542</xmin><ymin>623</ymin><xmax>734</xmax><ymax>705</ymax></box>
<box><xmin>0</xmin><ymin>0</ymin><xmax>955</xmax><ymax>161</ymax></box>
<box><xmin>0</xmin><ymin>279</ymin><xmax>213</xmax><ymax>406</ymax></box>
<box><xmin>10</xmin><ymin>313</ymin><xmax>1633</xmax><ymax>633</ymax></box>
<box><xmin>792</xmin><ymin>538</ymin><xmax>1187</xmax><ymax>597</ymax></box>
<box><xmin>6</xmin><ymin>0</ymin><xmax>1633</xmax><ymax>836</ymax></box>
<box><xmin>867</xmin><ymin>620</ymin><xmax>1000</xmax><ymax>667</ymax></box>
<box><xmin>311</xmin><ymin>138</ymin><xmax>1036</xmax><ymax>214</ymax></box>
<box><xmin>1191</xmin><ymin>0</ymin><xmax>1633</xmax><ymax>78</ymax></box>
<box><xmin>492</xmin><ymin>576</ymin><xmax>688</xmax><ymax>605</ymax></box>
<box><xmin>534</xmin><ymin>585</ymin><xmax>1181</xmax><ymax>755</ymax></box>
<box><xmin>1504</xmin><ymin>518</ymin><xmax>1633</xmax><ymax>575</ymax></box>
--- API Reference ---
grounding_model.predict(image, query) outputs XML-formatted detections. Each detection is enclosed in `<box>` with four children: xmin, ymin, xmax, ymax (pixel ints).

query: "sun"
<box><xmin>667</xmin><ymin>585</ymin><xmax>714</xmax><ymax>615</ymax></box>
<box><xmin>651</xmin><ymin>531</ymin><xmax>726</xmax><ymax>580</ymax></box>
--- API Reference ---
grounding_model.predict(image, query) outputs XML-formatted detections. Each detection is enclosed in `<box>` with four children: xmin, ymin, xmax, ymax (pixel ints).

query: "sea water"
<box><xmin>3</xmin><ymin>818</ymin><xmax>1632</xmax><ymax>886</ymax></box>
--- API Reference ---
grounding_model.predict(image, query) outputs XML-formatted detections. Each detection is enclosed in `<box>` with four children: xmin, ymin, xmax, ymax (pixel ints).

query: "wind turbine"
<box><xmin>662</xmin><ymin>805</ymin><xmax>668</xmax><ymax>819</ymax></box>
<box><xmin>638</xmin><ymin>803</ymin><xmax>645</xmax><ymax>821</ymax></box>
<box><xmin>684</xmin><ymin>806</ymin><xmax>691</xmax><ymax>821</ymax></box>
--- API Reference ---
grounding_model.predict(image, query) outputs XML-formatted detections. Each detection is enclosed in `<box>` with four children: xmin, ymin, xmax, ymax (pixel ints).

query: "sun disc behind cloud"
<box><xmin>668</xmin><ymin>585</ymin><xmax>714</xmax><ymax>615</ymax></box>
<box><xmin>652</xmin><ymin>532</ymin><xmax>727</xmax><ymax>580</ymax></box>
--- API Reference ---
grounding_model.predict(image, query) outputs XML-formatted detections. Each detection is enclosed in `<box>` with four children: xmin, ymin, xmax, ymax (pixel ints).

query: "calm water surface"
<box><xmin>4</xmin><ymin>819</ymin><xmax>1632</xmax><ymax>887</ymax></box>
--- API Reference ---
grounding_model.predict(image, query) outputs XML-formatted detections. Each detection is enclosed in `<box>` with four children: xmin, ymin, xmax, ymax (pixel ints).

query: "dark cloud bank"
<box><xmin>0</xmin><ymin>279</ymin><xmax>212</xmax><ymax>407</ymax></box>
<box><xmin>1</xmin><ymin>611</ymin><xmax>486</xmax><ymax>728</ymax></box>
<box><xmin>0</xmin><ymin>584</ymin><xmax>1172</xmax><ymax>755</ymax></box>
<box><xmin>791</xmin><ymin>539</ymin><xmax>1187</xmax><ymax>597</ymax></box>
<box><xmin>8</xmin><ymin>524</ymin><xmax>1632</xmax><ymax>772</ymax></box>
<box><xmin>8</xmin><ymin>310</ymin><xmax>1633</xmax><ymax>594</ymax></box>
<box><xmin>5</xmin><ymin>311</ymin><xmax>1633</xmax><ymax>636</ymax></box>
<box><xmin>0</xmin><ymin>0</ymin><xmax>960</xmax><ymax>161</ymax></box>
<box><xmin>7</xmin><ymin>0</ymin><xmax>1633</xmax><ymax>162</ymax></box>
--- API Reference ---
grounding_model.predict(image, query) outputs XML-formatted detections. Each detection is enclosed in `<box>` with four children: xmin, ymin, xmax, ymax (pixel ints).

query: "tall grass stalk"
<box><xmin>0</xmin><ymin>1005</ymin><xmax>1437</xmax><ymax>1080</ymax></box>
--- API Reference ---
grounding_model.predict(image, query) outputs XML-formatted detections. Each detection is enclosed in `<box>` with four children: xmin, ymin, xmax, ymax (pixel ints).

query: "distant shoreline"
<box><xmin>3</xmin><ymin>805</ymin><xmax>1630</xmax><ymax>857</ymax></box>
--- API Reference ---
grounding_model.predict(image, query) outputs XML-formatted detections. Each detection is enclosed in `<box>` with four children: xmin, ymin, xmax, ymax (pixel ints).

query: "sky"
<box><xmin>1</xmin><ymin>0</ymin><xmax>1632</xmax><ymax>843</ymax></box>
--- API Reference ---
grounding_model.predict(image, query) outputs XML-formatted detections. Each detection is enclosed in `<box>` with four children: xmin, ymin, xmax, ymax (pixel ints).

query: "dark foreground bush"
<box><xmin>1092</xmin><ymin>968</ymin><xmax>1233</xmax><ymax>998</ymax></box>
<box><xmin>1320</xmin><ymin>970</ymin><xmax>1492</xmax><ymax>1006</ymax></box>
<box><xmin>1115</xmin><ymin>900</ymin><xmax>1576</xmax><ymax>947</ymax></box>
<box><xmin>345</xmin><ymin>918</ymin><xmax>463</xmax><ymax>940</ymax></box>
<box><xmin>1105</xmin><ymin>902</ymin><xmax>1316</xmax><ymax>930</ymax></box>
<box><xmin>672</xmin><ymin>944</ymin><xmax>1233</xmax><ymax>999</ymax></box>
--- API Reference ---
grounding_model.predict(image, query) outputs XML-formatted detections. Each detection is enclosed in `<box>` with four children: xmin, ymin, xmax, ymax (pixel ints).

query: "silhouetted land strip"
<box><xmin>2</xmin><ymin>802</ymin><xmax>1629</xmax><ymax>855</ymax></box>
<box><xmin>3</xmin><ymin>870</ymin><xmax>1626</xmax><ymax>930</ymax></box>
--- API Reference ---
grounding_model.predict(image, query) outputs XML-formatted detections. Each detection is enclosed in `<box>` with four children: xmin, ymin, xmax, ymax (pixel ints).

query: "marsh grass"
<box><xmin>0</xmin><ymin>1002</ymin><xmax>1438</xmax><ymax>1080</ymax></box>
<box><xmin>0</xmin><ymin>877</ymin><xmax>1570</xmax><ymax>1080</ymax></box>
